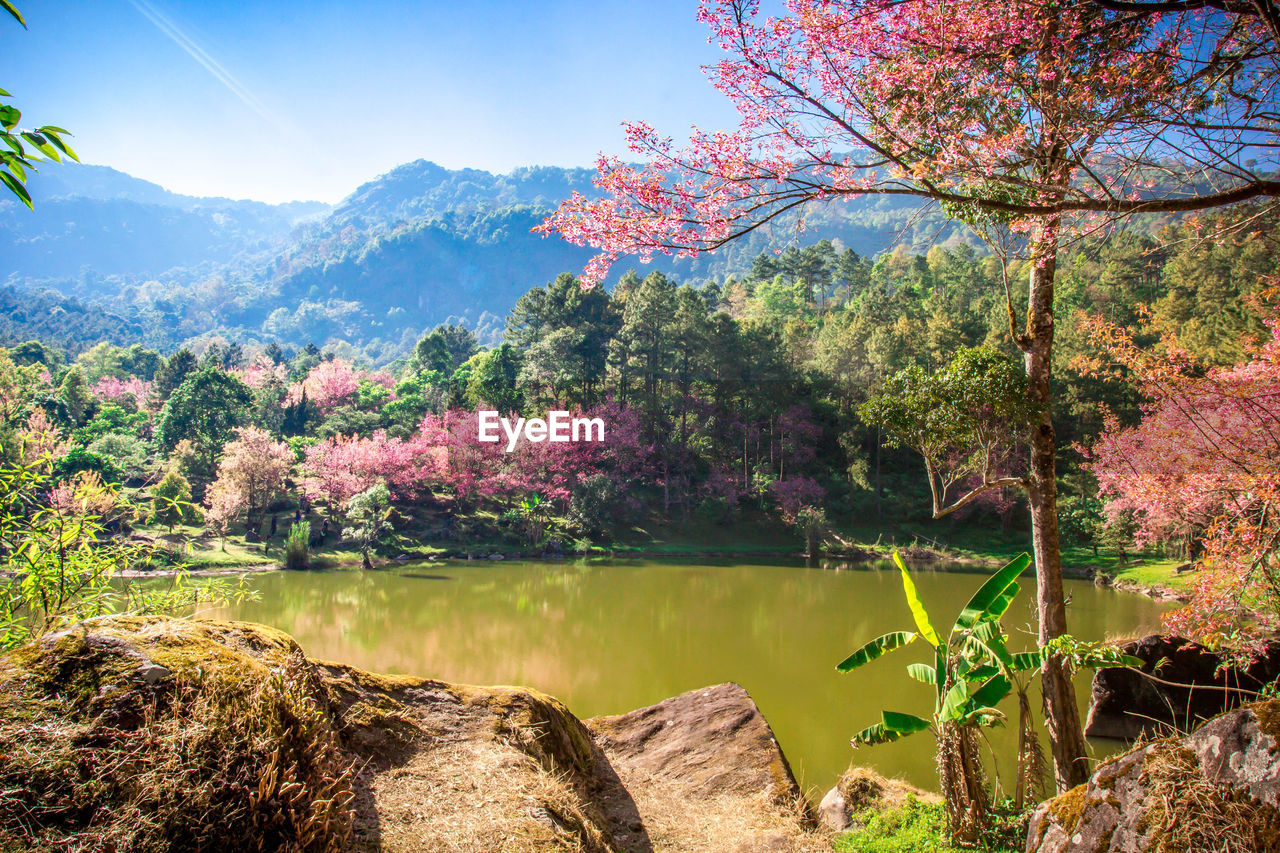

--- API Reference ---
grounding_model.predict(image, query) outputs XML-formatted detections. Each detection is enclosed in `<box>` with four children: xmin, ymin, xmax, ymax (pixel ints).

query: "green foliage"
<box><xmin>52</xmin><ymin>446</ymin><xmax>123</xmax><ymax>485</ymax></box>
<box><xmin>316</xmin><ymin>405</ymin><xmax>383</xmax><ymax>439</ymax></box>
<box><xmin>567</xmin><ymin>472</ymin><xmax>623</xmax><ymax>536</ymax></box>
<box><xmin>1057</xmin><ymin>495</ymin><xmax>1106</xmax><ymax>554</ymax></box>
<box><xmin>794</xmin><ymin>505</ymin><xmax>828</xmax><ymax>552</ymax></box>
<box><xmin>56</xmin><ymin>364</ymin><xmax>93</xmax><ymax>424</ymax></box>
<box><xmin>409</xmin><ymin>323</ymin><xmax>477</xmax><ymax>376</ymax></box>
<box><xmin>0</xmin><ymin>453</ymin><xmax>246</xmax><ymax>649</ymax></box>
<box><xmin>837</xmin><ymin>630</ymin><xmax>918</xmax><ymax>672</ymax></box>
<box><xmin>509</xmin><ymin>271</ymin><xmax>619</xmax><ymax>409</ymax></box>
<box><xmin>860</xmin><ymin>345</ymin><xmax>1030</xmax><ymax>515</ymax></box>
<box><xmin>0</xmin><ymin>1</ymin><xmax>78</xmax><ymax>210</ymax></box>
<box><xmin>281</xmin><ymin>388</ymin><xmax>317</xmax><ymax>436</ymax></box>
<box><xmin>86</xmin><ymin>432</ymin><xmax>151</xmax><ymax>482</ymax></box>
<box><xmin>518</xmin><ymin>492</ymin><xmax>551</xmax><ymax>546</ymax></box>
<box><xmin>834</xmin><ymin>797</ymin><xmax>1024</xmax><ymax>853</ymax></box>
<box><xmin>73</xmin><ymin>403</ymin><xmax>149</xmax><ymax>445</ymax></box>
<box><xmin>465</xmin><ymin>343</ymin><xmax>524</xmax><ymax>412</ymax></box>
<box><xmin>156</xmin><ymin>366</ymin><xmax>252</xmax><ymax>476</ymax></box>
<box><xmin>149</xmin><ymin>468</ymin><xmax>196</xmax><ymax>532</ymax></box>
<box><xmin>839</xmin><ymin>553</ymin><xmax>1032</xmax><ymax>742</ymax></box>
<box><xmin>341</xmin><ymin>482</ymin><xmax>394</xmax><ymax>569</ymax></box>
<box><xmin>9</xmin><ymin>339</ymin><xmax>63</xmax><ymax>369</ymax></box>
<box><xmin>154</xmin><ymin>349</ymin><xmax>197</xmax><ymax>399</ymax></box>
<box><xmin>838</xmin><ymin>552</ymin><xmax>1033</xmax><ymax>839</ymax></box>
<box><xmin>284</xmin><ymin>521</ymin><xmax>310</xmax><ymax>570</ymax></box>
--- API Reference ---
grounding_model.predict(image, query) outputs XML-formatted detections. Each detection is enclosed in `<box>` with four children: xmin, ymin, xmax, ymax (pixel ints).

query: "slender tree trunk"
<box><xmin>1025</xmin><ymin>244</ymin><xmax>1090</xmax><ymax>791</ymax></box>
<box><xmin>875</xmin><ymin>426</ymin><xmax>883</xmax><ymax>521</ymax></box>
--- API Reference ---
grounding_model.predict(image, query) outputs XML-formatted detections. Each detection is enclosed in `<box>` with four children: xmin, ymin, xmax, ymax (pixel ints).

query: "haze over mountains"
<box><xmin>0</xmin><ymin>159</ymin><xmax>973</xmax><ymax>361</ymax></box>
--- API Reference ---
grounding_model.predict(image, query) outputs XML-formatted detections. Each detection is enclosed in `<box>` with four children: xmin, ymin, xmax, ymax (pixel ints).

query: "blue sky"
<box><xmin>4</xmin><ymin>0</ymin><xmax>741</xmax><ymax>203</ymax></box>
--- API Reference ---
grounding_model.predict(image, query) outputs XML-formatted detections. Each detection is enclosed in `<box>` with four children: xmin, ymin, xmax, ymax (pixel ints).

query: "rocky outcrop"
<box><xmin>1027</xmin><ymin>701</ymin><xmax>1280</xmax><ymax>853</ymax></box>
<box><xmin>1085</xmin><ymin>635</ymin><xmax>1280</xmax><ymax>740</ymax></box>
<box><xmin>0</xmin><ymin>616</ymin><xmax>824</xmax><ymax>853</ymax></box>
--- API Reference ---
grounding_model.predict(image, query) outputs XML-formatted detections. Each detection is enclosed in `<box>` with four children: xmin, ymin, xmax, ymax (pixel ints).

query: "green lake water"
<box><xmin>208</xmin><ymin>557</ymin><xmax>1168</xmax><ymax>796</ymax></box>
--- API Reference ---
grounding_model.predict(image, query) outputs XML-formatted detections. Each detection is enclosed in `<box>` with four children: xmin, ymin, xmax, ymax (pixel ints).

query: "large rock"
<box><xmin>587</xmin><ymin>683</ymin><xmax>804</xmax><ymax>802</ymax></box>
<box><xmin>1027</xmin><ymin>701</ymin><xmax>1280</xmax><ymax>852</ymax></box>
<box><xmin>1085</xmin><ymin>635</ymin><xmax>1280</xmax><ymax>740</ymax></box>
<box><xmin>0</xmin><ymin>616</ymin><xmax>824</xmax><ymax>853</ymax></box>
<box><xmin>586</xmin><ymin>683</ymin><xmax>822</xmax><ymax>852</ymax></box>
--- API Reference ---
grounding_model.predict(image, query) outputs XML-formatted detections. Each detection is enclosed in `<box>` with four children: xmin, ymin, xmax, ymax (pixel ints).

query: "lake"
<box><xmin>207</xmin><ymin>557</ymin><xmax>1168</xmax><ymax>796</ymax></box>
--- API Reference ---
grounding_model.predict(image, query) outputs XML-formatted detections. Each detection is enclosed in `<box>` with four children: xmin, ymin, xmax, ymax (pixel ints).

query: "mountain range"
<box><xmin>0</xmin><ymin>160</ymin><xmax>975</xmax><ymax>360</ymax></box>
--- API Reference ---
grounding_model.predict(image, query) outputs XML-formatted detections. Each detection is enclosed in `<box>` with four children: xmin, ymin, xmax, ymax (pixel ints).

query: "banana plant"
<box><xmin>836</xmin><ymin>551</ymin><xmax>1142</xmax><ymax>835</ymax></box>
<box><xmin>836</xmin><ymin>550</ymin><xmax>1030</xmax><ymax>840</ymax></box>
<box><xmin>837</xmin><ymin>551</ymin><xmax>1032</xmax><ymax>746</ymax></box>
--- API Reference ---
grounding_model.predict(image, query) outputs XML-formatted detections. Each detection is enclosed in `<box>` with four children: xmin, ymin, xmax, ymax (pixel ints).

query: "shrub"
<box><xmin>285</xmin><ymin>521</ymin><xmax>311</xmax><ymax>570</ymax></box>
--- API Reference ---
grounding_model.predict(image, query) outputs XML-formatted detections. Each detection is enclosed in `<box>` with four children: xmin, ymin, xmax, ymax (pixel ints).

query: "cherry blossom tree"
<box><xmin>204</xmin><ymin>427</ymin><xmax>293</xmax><ymax>533</ymax></box>
<box><xmin>90</xmin><ymin>376</ymin><xmax>153</xmax><ymax>410</ymax></box>
<box><xmin>1085</xmin><ymin>312</ymin><xmax>1280</xmax><ymax>645</ymax></box>
<box><xmin>235</xmin><ymin>358</ymin><xmax>288</xmax><ymax>390</ymax></box>
<box><xmin>537</xmin><ymin>0</ymin><xmax>1280</xmax><ymax>788</ymax></box>
<box><xmin>768</xmin><ymin>475</ymin><xmax>825</xmax><ymax>520</ymax></box>
<box><xmin>417</xmin><ymin>402</ymin><xmax>649</xmax><ymax>513</ymax></box>
<box><xmin>203</xmin><ymin>482</ymin><xmax>244</xmax><ymax>551</ymax></box>
<box><xmin>300</xmin><ymin>429</ymin><xmax>444</xmax><ymax>511</ymax></box>
<box><xmin>15</xmin><ymin>409</ymin><xmax>69</xmax><ymax>471</ymax></box>
<box><xmin>286</xmin><ymin>359</ymin><xmax>363</xmax><ymax>412</ymax></box>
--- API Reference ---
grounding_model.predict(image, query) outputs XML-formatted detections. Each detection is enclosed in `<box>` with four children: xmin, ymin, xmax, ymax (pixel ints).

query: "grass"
<box><xmin>137</xmin><ymin>501</ymin><xmax>1192</xmax><ymax>603</ymax></box>
<box><xmin>833</xmin><ymin>799</ymin><xmax>1024</xmax><ymax>853</ymax></box>
<box><xmin>610</xmin><ymin>511</ymin><xmax>801</xmax><ymax>556</ymax></box>
<box><xmin>830</xmin><ymin>520</ymin><xmax>1188</xmax><ymax>589</ymax></box>
<box><xmin>1109</xmin><ymin>557</ymin><xmax>1191</xmax><ymax>590</ymax></box>
<box><xmin>0</xmin><ymin>617</ymin><xmax>356</xmax><ymax>852</ymax></box>
<box><xmin>133</xmin><ymin>515</ymin><xmax>453</xmax><ymax>573</ymax></box>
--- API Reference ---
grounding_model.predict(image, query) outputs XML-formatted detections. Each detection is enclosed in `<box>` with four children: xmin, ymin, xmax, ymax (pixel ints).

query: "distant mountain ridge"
<box><xmin>0</xmin><ymin>159</ymin><xmax>978</xmax><ymax>358</ymax></box>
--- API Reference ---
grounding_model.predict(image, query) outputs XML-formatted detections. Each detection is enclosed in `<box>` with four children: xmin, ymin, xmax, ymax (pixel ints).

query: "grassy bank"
<box><xmin>833</xmin><ymin>799</ymin><xmax>1025</xmax><ymax>853</ymax></box>
<box><xmin>610</xmin><ymin>512</ymin><xmax>801</xmax><ymax>556</ymax></box>
<box><xmin>136</xmin><ymin>508</ymin><xmax>1191</xmax><ymax>605</ymax></box>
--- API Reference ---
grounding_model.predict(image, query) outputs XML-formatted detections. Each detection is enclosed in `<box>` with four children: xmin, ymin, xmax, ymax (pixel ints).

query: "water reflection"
<box><xmin>209</xmin><ymin>558</ymin><xmax>1169</xmax><ymax>794</ymax></box>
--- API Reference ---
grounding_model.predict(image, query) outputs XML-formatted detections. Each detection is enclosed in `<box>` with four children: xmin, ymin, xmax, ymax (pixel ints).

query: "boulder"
<box><xmin>588</xmin><ymin>683</ymin><xmax>803</xmax><ymax>802</ymax></box>
<box><xmin>587</xmin><ymin>683</ymin><xmax>822</xmax><ymax>853</ymax></box>
<box><xmin>1085</xmin><ymin>635</ymin><xmax>1280</xmax><ymax>740</ymax></box>
<box><xmin>0</xmin><ymin>616</ymin><xmax>824</xmax><ymax>853</ymax></box>
<box><xmin>1027</xmin><ymin>701</ymin><xmax>1280</xmax><ymax>853</ymax></box>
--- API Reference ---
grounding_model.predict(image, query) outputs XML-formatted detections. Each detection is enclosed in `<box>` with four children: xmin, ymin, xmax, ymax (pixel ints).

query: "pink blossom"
<box><xmin>286</xmin><ymin>360</ymin><xmax>363</xmax><ymax>412</ymax></box>
<box><xmin>91</xmin><ymin>376</ymin><xmax>152</xmax><ymax>405</ymax></box>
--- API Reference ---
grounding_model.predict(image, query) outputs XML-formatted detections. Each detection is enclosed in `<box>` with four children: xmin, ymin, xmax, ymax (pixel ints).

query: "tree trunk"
<box><xmin>938</xmin><ymin>722</ymin><xmax>989</xmax><ymax>843</ymax></box>
<box><xmin>875</xmin><ymin>425</ymin><xmax>882</xmax><ymax>521</ymax></box>
<box><xmin>1025</xmin><ymin>246</ymin><xmax>1090</xmax><ymax>791</ymax></box>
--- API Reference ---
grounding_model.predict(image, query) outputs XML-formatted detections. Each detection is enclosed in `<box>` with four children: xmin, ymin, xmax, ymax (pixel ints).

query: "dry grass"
<box><xmin>614</xmin><ymin>772</ymin><xmax>827</xmax><ymax>853</ymax></box>
<box><xmin>364</xmin><ymin>739</ymin><xmax>612</xmax><ymax>853</ymax></box>
<box><xmin>0</xmin><ymin>622</ymin><xmax>356</xmax><ymax>853</ymax></box>
<box><xmin>1137</xmin><ymin>743</ymin><xmax>1280</xmax><ymax>853</ymax></box>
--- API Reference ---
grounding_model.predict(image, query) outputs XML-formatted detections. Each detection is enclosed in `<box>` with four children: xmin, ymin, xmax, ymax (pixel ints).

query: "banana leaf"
<box><xmin>894</xmin><ymin>551</ymin><xmax>942</xmax><ymax>647</ymax></box>
<box><xmin>836</xmin><ymin>630</ymin><xmax>917</xmax><ymax>672</ymax></box>
<box><xmin>953</xmin><ymin>553</ymin><xmax>1031</xmax><ymax>632</ymax></box>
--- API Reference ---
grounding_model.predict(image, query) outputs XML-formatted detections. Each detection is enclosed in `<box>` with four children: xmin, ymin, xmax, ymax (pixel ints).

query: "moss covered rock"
<box><xmin>1027</xmin><ymin>700</ymin><xmax>1280</xmax><ymax>853</ymax></box>
<box><xmin>0</xmin><ymin>617</ymin><xmax>822</xmax><ymax>853</ymax></box>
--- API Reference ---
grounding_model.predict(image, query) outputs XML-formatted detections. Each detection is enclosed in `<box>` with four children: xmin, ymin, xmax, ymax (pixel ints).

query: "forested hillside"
<box><xmin>5</xmin><ymin>205</ymin><xmax>1273</xmax><ymax>557</ymax></box>
<box><xmin>1</xmin><ymin>160</ymin><xmax>982</xmax><ymax>358</ymax></box>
